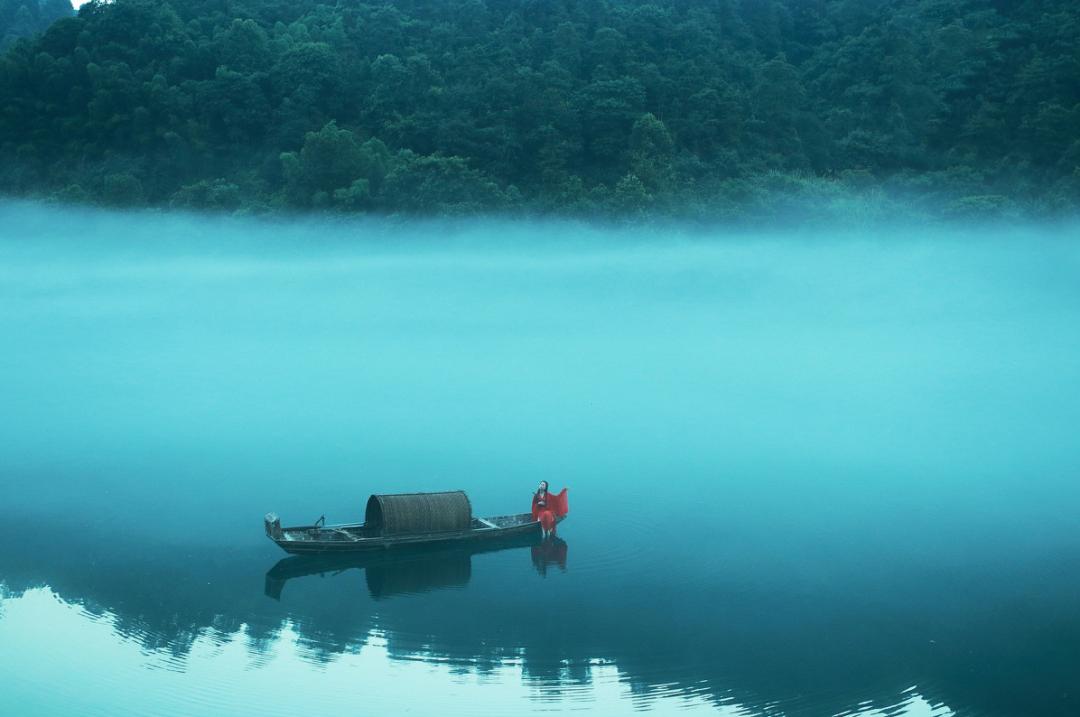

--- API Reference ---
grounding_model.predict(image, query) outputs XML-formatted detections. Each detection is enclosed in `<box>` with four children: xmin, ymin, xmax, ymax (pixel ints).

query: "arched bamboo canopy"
<box><xmin>364</xmin><ymin>491</ymin><xmax>472</xmax><ymax>535</ymax></box>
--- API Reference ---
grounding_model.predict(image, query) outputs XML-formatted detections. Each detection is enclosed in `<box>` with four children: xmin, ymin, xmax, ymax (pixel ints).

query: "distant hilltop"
<box><xmin>1</xmin><ymin>0</ymin><xmax>72</xmax><ymax>50</ymax></box>
<box><xmin>1</xmin><ymin>0</ymin><xmax>1078</xmax><ymax>221</ymax></box>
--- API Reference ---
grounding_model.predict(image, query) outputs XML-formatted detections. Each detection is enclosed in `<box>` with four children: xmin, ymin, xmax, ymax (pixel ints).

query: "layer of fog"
<box><xmin>2</xmin><ymin>201</ymin><xmax>1079</xmax><ymax>559</ymax></box>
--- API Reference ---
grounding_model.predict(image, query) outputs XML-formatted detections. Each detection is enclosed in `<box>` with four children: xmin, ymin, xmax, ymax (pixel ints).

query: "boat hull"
<box><xmin>267</xmin><ymin>513</ymin><xmax>560</xmax><ymax>555</ymax></box>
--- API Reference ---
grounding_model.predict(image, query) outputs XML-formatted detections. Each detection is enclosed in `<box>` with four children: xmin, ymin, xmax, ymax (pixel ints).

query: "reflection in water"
<box><xmin>266</xmin><ymin>533</ymin><xmax>549</xmax><ymax>601</ymax></box>
<box><xmin>367</xmin><ymin>553</ymin><xmax>470</xmax><ymax>600</ymax></box>
<box><xmin>0</xmin><ymin>587</ymin><xmax>738</xmax><ymax>716</ymax></box>
<box><xmin>531</xmin><ymin>537</ymin><xmax>568</xmax><ymax>577</ymax></box>
<box><xmin>1</xmin><ymin>514</ymin><xmax>1077</xmax><ymax>717</ymax></box>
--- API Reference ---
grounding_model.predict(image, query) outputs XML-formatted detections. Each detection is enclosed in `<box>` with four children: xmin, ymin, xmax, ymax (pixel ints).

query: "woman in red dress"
<box><xmin>531</xmin><ymin>480</ymin><xmax>568</xmax><ymax>538</ymax></box>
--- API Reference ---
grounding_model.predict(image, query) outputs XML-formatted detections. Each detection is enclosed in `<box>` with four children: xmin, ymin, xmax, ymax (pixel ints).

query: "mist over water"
<box><xmin>2</xmin><ymin>201</ymin><xmax>1079</xmax><ymax>716</ymax></box>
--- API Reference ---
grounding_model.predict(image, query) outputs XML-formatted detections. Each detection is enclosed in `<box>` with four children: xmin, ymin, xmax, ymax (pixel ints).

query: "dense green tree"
<box><xmin>101</xmin><ymin>171</ymin><xmax>144</xmax><ymax>205</ymax></box>
<box><xmin>0</xmin><ymin>0</ymin><xmax>71</xmax><ymax>51</ymax></box>
<box><xmin>1</xmin><ymin>0</ymin><xmax>1078</xmax><ymax>219</ymax></box>
<box><xmin>379</xmin><ymin>152</ymin><xmax>511</xmax><ymax>214</ymax></box>
<box><xmin>629</xmin><ymin>112</ymin><xmax>674</xmax><ymax>195</ymax></box>
<box><xmin>216</xmin><ymin>19</ymin><xmax>272</xmax><ymax>74</ymax></box>
<box><xmin>170</xmin><ymin>178</ymin><xmax>242</xmax><ymax>211</ymax></box>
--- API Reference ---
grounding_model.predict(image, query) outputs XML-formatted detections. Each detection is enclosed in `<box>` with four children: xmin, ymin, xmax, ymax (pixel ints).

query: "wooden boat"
<box><xmin>264</xmin><ymin>490</ymin><xmax>564</xmax><ymax>555</ymax></box>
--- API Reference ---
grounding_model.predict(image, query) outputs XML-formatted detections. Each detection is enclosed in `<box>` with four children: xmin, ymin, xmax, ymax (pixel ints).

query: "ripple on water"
<box><xmin>0</xmin><ymin>584</ymin><xmax>969</xmax><ymax>717</ymax></box>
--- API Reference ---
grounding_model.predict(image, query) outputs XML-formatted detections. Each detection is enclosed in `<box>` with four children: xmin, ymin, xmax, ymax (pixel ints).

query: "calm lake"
<box><xmin>2</xmin><ymin>203</ymin><xmax>1078</xmax><ymax>716</ymax></box>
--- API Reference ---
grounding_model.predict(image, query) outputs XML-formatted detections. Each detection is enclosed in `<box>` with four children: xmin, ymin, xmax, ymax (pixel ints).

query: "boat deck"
<box><xmin>277</xmin><ymin>513</ymin><xmax>537</xmax><ymax>545</ymax></box>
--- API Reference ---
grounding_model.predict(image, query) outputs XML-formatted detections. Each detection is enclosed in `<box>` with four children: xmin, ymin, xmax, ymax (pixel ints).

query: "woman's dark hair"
<box><xmin>538</xmin><ymin>480</ymin><xmax>549</xmax><ymax>492</ymax></box>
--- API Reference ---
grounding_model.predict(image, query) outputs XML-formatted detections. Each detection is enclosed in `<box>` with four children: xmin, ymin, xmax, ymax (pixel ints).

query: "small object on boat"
<box><xmin>264</xmin><ymin>513</ymin><xmax>282</xmax><ymax>540</ymax></box>
<box><xmin>264</xmin><ymin>490</ymin><xmax>566</xmax><ymax>555</ymax></box>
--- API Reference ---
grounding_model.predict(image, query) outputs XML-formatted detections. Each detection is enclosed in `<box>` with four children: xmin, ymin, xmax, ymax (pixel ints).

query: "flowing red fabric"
<box><xmin>531</xmin><ymin>488</ymin><xmax>568</xmax><ymax>533</ymax></box>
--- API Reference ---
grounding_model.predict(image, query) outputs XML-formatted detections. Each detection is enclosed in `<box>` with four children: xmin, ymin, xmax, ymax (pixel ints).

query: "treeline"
<box><xmin>1</xmin><ymin>0</ymin><xmax>71</xmax><ymax>50</ymax></box>
<box><xmin>1</xmin><ymin>0</ymin><xmax>1078</xmax><ymax>219</ymax></box>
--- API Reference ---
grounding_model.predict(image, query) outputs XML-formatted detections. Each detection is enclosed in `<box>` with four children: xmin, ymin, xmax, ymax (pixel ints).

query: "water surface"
<box><xmin>2</xmin><ymin>203</ymin><xmax>1079</xmax><ymax>716</ymax></box>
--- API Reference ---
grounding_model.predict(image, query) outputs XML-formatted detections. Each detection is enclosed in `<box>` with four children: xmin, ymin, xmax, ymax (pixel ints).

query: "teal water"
<box><xmin>1</xmin><ymin>203</ymin><xmax>1079</xmax><ymax>716</ymax></box>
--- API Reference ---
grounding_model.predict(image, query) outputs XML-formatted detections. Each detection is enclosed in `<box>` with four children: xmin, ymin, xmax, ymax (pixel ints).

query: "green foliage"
<box><xmin>380</xmin><ymin>152</ymin><xmax>511</xmax><ymax>214</ymax></box>
<box><xmin>1</xmin><ymin>0</ymin><xmax>1078</xmax><ymax>218</ymax></box>
<box><xmin>101</xmin><ymin>171</ymin><xmax>143</xmax><ymax>205</ymax></box>
<box><xmin>612</xmin><ymin>173</ymin><xmax>651</xmax><ymax>214</ymax></box>
<box><xmin>282</xmin><ymin>121</ymin><xmax>392</xmax><ymax>210</ymax></box>
<box><xmin>170</xmin><ymin>178</ymin><xmax>242</xmax><ymax>211</ymax></box>
<box><xmin>0</xmin><ymin>0</ymin><xmax>71</xmax><ymax>51</ymax></box>
<box><xmin>629</xmin><ymin>113</ymin><xmax>675</xmax><ymax>195</ymax></box>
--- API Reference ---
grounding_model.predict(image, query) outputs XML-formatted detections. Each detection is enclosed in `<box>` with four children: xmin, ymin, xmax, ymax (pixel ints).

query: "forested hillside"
<box><xmin>1</xmin><ymin>0</ymin><xmax>71</xmax><ymax>50</ymax></box>
<box><xmin>1</xmin><ymin>0</ymin><xmax>1078</xmax><ymax>218</ymax></box>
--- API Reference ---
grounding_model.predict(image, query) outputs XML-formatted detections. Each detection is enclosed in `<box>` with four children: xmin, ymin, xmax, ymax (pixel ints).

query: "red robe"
<box><xmin>531</xmin><ymin>488</ymin><xmax>568</xmax><ymax>533</ymax></box>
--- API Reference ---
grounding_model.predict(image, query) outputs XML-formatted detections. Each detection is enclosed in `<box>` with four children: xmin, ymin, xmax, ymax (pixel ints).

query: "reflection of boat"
<box><xmin>264</xmin><ymin>490</ymin><xmax>565</xmax><ymax>555</ymax></box>
<box><xmin>265</xmin><ymin>531</ymin><xmax>547</xmax><ymax>600</ymax></box>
